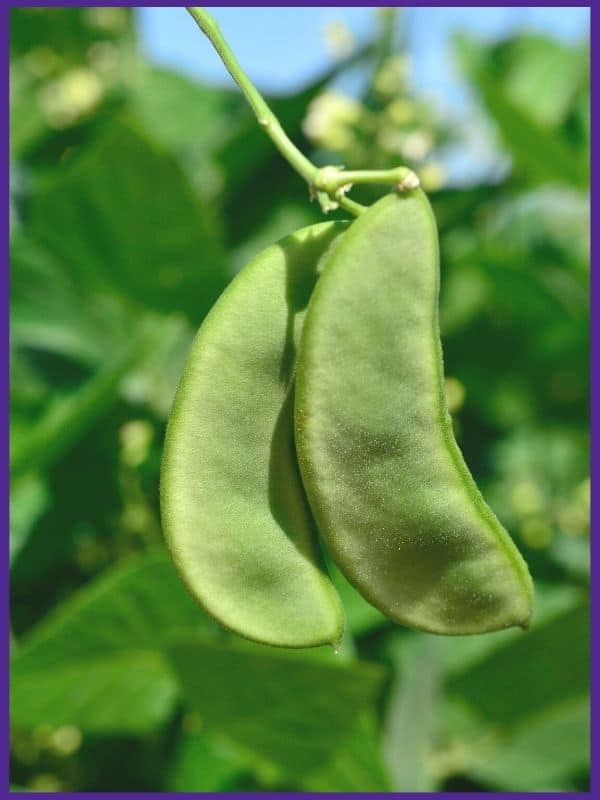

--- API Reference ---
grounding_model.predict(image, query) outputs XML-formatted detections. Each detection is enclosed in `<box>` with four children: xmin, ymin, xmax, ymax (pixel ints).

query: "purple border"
<box><xmin>4</xmin><ymin>2</ymin><xmax>9</xmax><ymax>800</ymax></box>
<box><xmin>5</xmin><ymin>2</ymin><xmax>592</xmax><ymax>798</ymax></box>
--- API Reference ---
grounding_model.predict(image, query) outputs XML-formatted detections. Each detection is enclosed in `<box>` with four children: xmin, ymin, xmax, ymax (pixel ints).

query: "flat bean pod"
<box><xmin>295</xmin><ymin>190</ymin><xmax>533</xmax><ymax>634</ymax></box>
<box><xmin>161</xmin><ymin>223</ymin><xmax>346</xmax><ymax>648</ymax></box>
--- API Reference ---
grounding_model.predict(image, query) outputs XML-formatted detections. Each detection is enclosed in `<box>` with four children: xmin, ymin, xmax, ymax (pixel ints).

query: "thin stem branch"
<box><xmin>187</xmin><ymin>7</ymin><xmax>315</xmax><ymax>184</ymax></box>
<box><xmin>186</xmin><ymin>7</ymin><xmax>419</xmax><ymax>216</ymax></box>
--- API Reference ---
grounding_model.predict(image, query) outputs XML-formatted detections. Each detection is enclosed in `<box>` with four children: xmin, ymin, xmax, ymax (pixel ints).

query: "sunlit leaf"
<box><xmin>11</xmin><ymin>552</ymin><xmax>212</xmax><ymax>732</ymax></box>
<box><xmin>470</xmin><ymin>698</ymin><xmax>589</xmax><ymax>791</ymax></box>
<box><xmin>302</xmin><ymin>712</ymin><xmax>391</xmax><ymax>791</ymax></box>
<box><xmin>168</xmin><ymin>637</ymin><xmax>385</xmax><ymax>776</ymax></box>
<box><xmin>448</xmin><ymin>603</ymin><xmax>589</xmax><ymax>724</ymax></box>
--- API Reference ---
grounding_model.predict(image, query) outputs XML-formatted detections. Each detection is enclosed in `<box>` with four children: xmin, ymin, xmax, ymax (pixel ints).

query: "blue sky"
<box><xmin>137</xmin><ymin>7</ymin><xmax>589</xmax><ymax>97</ymax></box>
<box><xmin>136</xmin><ymin>7</ymin><xmax>589</xmax><ymax>184</ymax></box>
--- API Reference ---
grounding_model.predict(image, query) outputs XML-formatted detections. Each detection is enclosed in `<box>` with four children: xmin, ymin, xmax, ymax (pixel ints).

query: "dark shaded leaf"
<box><xmin>28</xmin><ymin>118</ymin><xmax>227</xmax><ymax>322</ymax></box>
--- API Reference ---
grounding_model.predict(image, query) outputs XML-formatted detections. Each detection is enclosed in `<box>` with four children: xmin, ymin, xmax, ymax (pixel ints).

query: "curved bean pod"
<box><xmin>161</xmin><ymin>223</ymin><xmax>346</xmax><ymax>648</ymax></box>
<box><xmin>295</xmin><ymin>190</ymin><xmax>533</xmax><ymax>634</ymax></box>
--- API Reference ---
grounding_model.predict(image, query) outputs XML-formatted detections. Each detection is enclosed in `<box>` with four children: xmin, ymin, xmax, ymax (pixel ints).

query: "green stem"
<box><xmin>186</xmin><ymin>7</ymin><xmax>419</xmax><ymax>215</ymax></box>
<box><xmin>187</xmin><ymin>7</ymin><xmax>315</xmax><ymax>184</ymax></box>
<box><xmin>315</xmin><ymin>165</ymin><xmax>419</xmax><ymax>191</ymax></box>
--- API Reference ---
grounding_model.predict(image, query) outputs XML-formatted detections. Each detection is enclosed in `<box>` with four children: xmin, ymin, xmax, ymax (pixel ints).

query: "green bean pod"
<box><xmin>161</xmin><ymin>223</ymin><xmax>346</xmax><ymax>648</ymax></box>
<box><xmin>295</xmin><ymin>190</ymin><xmax>533</xmax><ymax>635</ymax></box>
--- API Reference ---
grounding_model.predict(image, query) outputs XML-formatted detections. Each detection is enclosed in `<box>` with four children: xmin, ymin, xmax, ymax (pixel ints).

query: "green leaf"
<box><xmin>456</xmin><ymin>34</ymin><xmax>588</xmax><ymax>187</ymax></box>
<box><xmin>10</xmin><ymin>336</ymin><xmax>143</xmax><ymax>479</ymax></box>
<box><xmin>9</xmin><ymin>63</ymin><xmax>49</xmax><ymax>156</ymax></box>
<box><xmin>10</xmin><ymin>472</ymin><xmax>50</xmax><ymax>565</ymax></box>
<box><xmin>13</xmin><ymin>551</ymin><xmax>211</xmax><ymax>671</ymax></box>
<box><xmin>440</xmin><ymin>583</ymin><xmax>586</xmax><ymax>677</ymax></box>
<box><xmin>11</xmin><ymin>552</ymin><xmax>212</xmax><ymax>733</ymax></box>
<box><xmin>448</xmin><ymin>603</ymin><xmax>589</xmax><ymax>725</ymax></box>
<box><xmin>499</xmin><ymin>36</ymin><xmax>588</xmax><ymax>128</ymax></box>
<box><xmin>302</xmin><ymin>712</ymin><xmax>391</xmax><ymax>792</ymax></box>
<box><xmin>10</xmin><ymin>7</ymin><xmax>133</xmax><ymax>62</ymax></box>
<box><xmin>167</xmin><ymin>637</ymin><xmax>385</xmax><ymax>776</ymax></box>
<box><xmin>10</xmin><ymin>235</ymin><xmax>131</xmax><ymax>366</ymax></box>
<box><xmin>167</xmin><ymin>730</ymin><xmax>247</xmax><ymax>792</ymax></box>
<box><xmin>11</xmin><ymin>651</ymin><xmax>177</xmax><ymax>734</ymax></box>
<box><xmin>127</xmin><ymin>65</ymin><xmax>242</xmax><ymax>198</ymax></box>
<box><xmin>28</xmin><ymin>118</ymin><xmax>227</xmax><ymax>322</ymax></box>
<box><xmin>470</xmin><ymin>698</ymin><xmax>589</xmax><ymax>791</ymax></box>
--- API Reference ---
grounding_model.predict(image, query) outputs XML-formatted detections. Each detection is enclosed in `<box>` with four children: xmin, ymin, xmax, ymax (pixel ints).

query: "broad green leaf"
<box><xmin>11</xmin><ymin>235</ymin><xmax>129</xmax><ymax>365</ymax></box>
<box><xmin>11</xmin><ymin>651</ymin><xmax>176</xmax><ymax>734</ymax></box>
<box><xmin>499</xmin><ymin>36</ymin><xmax>588</xmax><ymax>128</ymax></box>
<box><xmin>469</xmin><ymin>699</ymin><xmax>589</xmax><ymax>791</ymax></box>
<box><xmin>28</xmin><ymin>118</ymin><xmax>227</xmax><ymax>322</ymax></box>
<box><xmin>456</xmin><ymin>34</ymin><xmax>588</xmax><ymax>187</ymax></box>
<box><xmin>383</xmin><ymin>635</ymin><xmax>442</xmax><ymax>792</ymax></box>
<box><xmin>13</xmin><ymin>551</ymin><xmax>211</xmax><ymax>671</ymax></box>
<box><xmin>302</xmin><ymin>712</ymin><xmax>391</xmax><ymax>792</ymax></box>
<box><xmin>477</xmin><ymin>82</ymin><xmax>585</xmax><ymax>186</ymax></box>
<box><xmin>448</xmin><ymin>603</ymin><xmax>589</xmax><ymax>725</ymax></box>
<box><xmin>11</xmin><ymin>552</ymin><xmax>212</xmax><ymax>733</ymax></box>
<box><xmin>127</xmin><ymin>65</ymin><xmax>242</xmax><ymax>198</ymax></box>
<box><xmin>167</xmin><ymin>637</ymin><xmax>385</xmax><ymax>776</ymax></box>
<box><xmin>128</xmin><ymin>65</ymin><xmax>241</xmax><ymax>157</ymax></box>
<box><xmin>440</xmin><ymin>583</ymin><xmax>586</xmax><ymax>677</ymax></box>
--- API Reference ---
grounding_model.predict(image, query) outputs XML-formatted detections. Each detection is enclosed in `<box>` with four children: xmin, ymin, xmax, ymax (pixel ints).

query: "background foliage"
<box><xmin>10</xmin><ymin>7</ymin><xmax>589</xmax><ymax>792</ymax></box>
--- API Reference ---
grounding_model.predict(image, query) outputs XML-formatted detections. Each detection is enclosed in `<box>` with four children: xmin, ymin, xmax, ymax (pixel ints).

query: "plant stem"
<box><xmin>186</xmin><ymin>7</ymin><xmax>419</xmax><ymax>215</ymax></box>
<box><xmin>187</xmin><ymin>7</ymin><xmax>315</xmax><ymax>184</ymax></box>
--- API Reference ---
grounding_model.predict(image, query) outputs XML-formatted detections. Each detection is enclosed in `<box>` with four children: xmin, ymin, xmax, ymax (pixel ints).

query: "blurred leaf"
<box><xmin>10</xmin><ymin>8</ymin><xmax>135</xmax><ymax>161</ymax></box>
<box><xmin>10</xmin><ymin>337</ymin><xmax>143</xmax><ymax>479</ymax></box>
<box><xmin>498</xmin><ymin>36</ymin><xmax>588</xmax><ymax>128</ymax></box>
<box><xmin>167</xmin><ymin>730</ymin><xmax>247</xmax><ymax>792</ymax></box>
<box><xmin>10</xmin><ymin>7</ymin><xmax>133</xmax><ymax>61</ymax></box>
<box><xmin>13</xmin><ymin>551</ymin><xmax>210</xmax><ymax>670</ymax></box>
<box><xmin>10</xmin><ymin>472</ymin><xmax>50</xmax><ymax>565</ymax></box>
<box><xmin>127</xmin><ymin>65</ymin><xmax>242</xmax><ymax>198</ymax></box>
<box><xmin>168</xmin><ymin>637</ymin><xmax>385</xmax><ymax>776</ymax></box>
<box><xmin>9</xmin><ymin>63</ymin><xmax>49</xmax><ymax>155</ymax></box>
<box><xmin>484</xmin><ymin>188</ymin><xmax>589</xmax><ymax>288</ymax></box>
<box><xmin>448</xmin><ymin>603</ymin><xmax>589</xmax><ymax>725</ymax></box>
<box><xmin>440</xmin><ymin>583</ymin><xmax>586</xmax><ymax>677</ymax></box>
<box><xmin>456</xmin><ymin>34</ymin><xmax>588</xmax><ymax>187</ymax></box>
<box><xmin>548</xmin><ymin>535</ymin><xmax>590</xmax><ymax>579</ymax></box>
<box><xmin>383</xmin><ymin>635</ymin><xmax>441</xmax><ymax>792</ymax></box>
<box><xmin>121</xmin><ymin>314</ymin><xmax>195</xmax><ymax>418</ymax></box>
<box><xmin>12</xmin><ymin>651</ymin><xmax>176</xmax><ymax>734</ymax></box>
<box><xmin>11</xmin><ymin>552</ymin><xmax>212</xmax><ymax>732</ymax></box>
<box><xmin>302</xmin><ymin>712</ymin><xmax>391</xmax><ymax>791</ymax></box>
<box><xmin>28</xmin><ymin>118</ymin><xmax>227</xmax><ymax>322</ymax></box>
<box><xmin>11</xmin><ymin>235</ymin><xmax>128</xmax><ymax>365</ymax></box>
<box><xmin>470</xmin><ymin>698</ymin><xmax>589</xmax><ymax>791</ymax></box>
